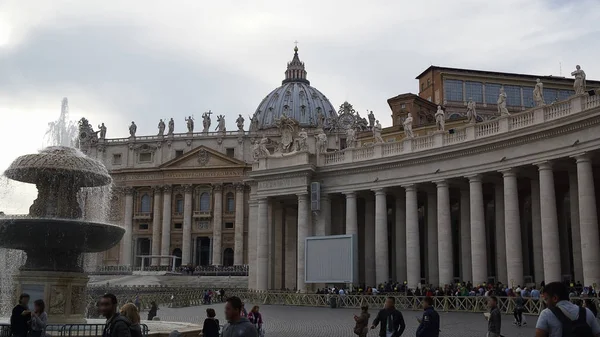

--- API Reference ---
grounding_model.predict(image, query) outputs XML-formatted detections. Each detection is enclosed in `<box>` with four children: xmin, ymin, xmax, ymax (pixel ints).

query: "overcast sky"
<box><xmin>0</xmin><ymin>0</ymin><xmax>598</xmax><ymax>213</ymax></box>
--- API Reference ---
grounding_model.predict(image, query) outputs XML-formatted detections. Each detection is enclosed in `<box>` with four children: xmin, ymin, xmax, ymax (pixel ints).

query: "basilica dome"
<box><xmin>251</xmin><ymin>47</ymin><xmax>337</xmax><ymax>131</ymax></box>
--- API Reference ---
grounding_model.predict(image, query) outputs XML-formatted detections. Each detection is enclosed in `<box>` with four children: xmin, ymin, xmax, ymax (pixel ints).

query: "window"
<box><xmin>226</xmin><ymin>148</ymin><xmax>235</xmax><ymax>158</ymax></box>
<box><xmin>421</xmin><ymin>82</ymin><xmax>425</xmax><ymax>92</ymax></box>
<box><xmin>559</xmin><ymin>90</ymin><xmax>574</xmax><ymax>101</ymax></box>
<box><xmin>340</xmin><ymin>138</ymin><xmax>347</xmax><ymax>150</ymax></box>
<box><xmin>112</xmin><ymin>154</ymin><xmax>122</xmax><ymax>165</ymax></box>
<box><xmin>225</xmin><ymin>222</ymin><xmax>234</xmax><ymax>229</ymax></box>
<box><xmin>199</xmin><ymin>192</ymin><xmax>210</xmax><ymax>211</ymax></box>
<box><xmin>140</xmin><ymin>194</ymin><xmax>151</xmax><ymax>213</ymax></box>
<box><xmin>175</xmin><ymin>150</ymin><xmax>184</xmax><ymax>158</ymax></box>
<box><xmin>175</xmin><ymin>195</ymin><xmax>184</xmax><ymax>214</ymax></box>
<box><xmin>465</xmin><ymin>81</ymin><xmax>484</xmax><ymax>103</ymax></box>
<box><xmin>485</xmin><ymin>83</ymin><xmax>502</xmax><ymax>106</ymax></box>
<box><xmin>522</xmin><ymin>86</ymin><xmax>534</xmax><ymax>108</ymax></box>
<box><xmin>139</xmin><ymin>224</ymin><xmax>149</xmax><ymax>230</ymax></box>
<box><xmin>139</xmin><ymin>152</ymin><xmax>152</xmax><ymax>162</ymax></box>
<box><xmin>443</xmin><ymin>79</ymin><xmax>463</xmax><ymax>102</ymax></box>
<box><xmin>226</xmin><ymin>193</ymin><xmax>235</xmax><ymax>212</ymax></box>
<box><xmin>427</xmin><ymin>79</ymin><xmax>431</xmax><ymax>86</ymax></box>
<box><xmin>544</xmin><ymin>88</ymin><xmax>559</xmax><ymax>103</ymax></box>
<box><xmin>504</xmin><ymin>85</ymin><xmax>522</xmax><ymax>106</ymax></box>
<box><xmin>401</xmin><ymin>104</ymin><xmax>406</xmax><ymax>109</ymax></box>
<box><xmin>174</xmin><ymin>223</ymin><xmax>182</xmax><ymax>229</ymax></box>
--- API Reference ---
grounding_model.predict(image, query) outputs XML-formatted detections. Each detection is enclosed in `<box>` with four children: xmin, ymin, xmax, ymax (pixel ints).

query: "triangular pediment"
<box><xmin>160</xmin><ymin>145</ymin><xmax>247</xmax><ymax>169</ymax></box>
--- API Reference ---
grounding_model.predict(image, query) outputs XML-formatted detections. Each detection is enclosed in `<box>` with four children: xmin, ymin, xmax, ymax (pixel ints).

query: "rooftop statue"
<box><xmin>295</xmin><ymin>128</ymin><xmax>308</xmax><ymax>151</ymax></box>
<box><xmin>316</xmin><ymin>131</ymin><xmax>328</xmax><ymax>153</ymax></box>
<box><xmin>497</xmin><ymin>87</ymin><xmax>510</xmax><ymax>116</ymax></box>
<box><xmin>98</xmin><ymin>123</ymin><xmax>107</xmax><ymax>139</ymax></box>
<box><xmin>533</xmin><ymin>79</ymin><xmax>545</xmax><ymax>107</ymax></box>
<box><xmin>435</xmin><ymin>106</ymin><xmax>445</xmax><ymax>131</ymax></box>
<box><xmin>202</xmin><ymin>110</ymin><xmax>213</xmax><ymax>132</ymax></box>
<box><xmin>571</xmin><ymin>65</ymin><xmax>586</xmax><ymax>95</ymax></box>
<box><xmin>346</xmin><ymin>127</ymin><xmax>357</xmax><ymax>148</ymax></box>
<box><xmin>373</xmin><ymin>120</ymin><xmax>384</xmax><ymax>143</ymax></box>
<box><xmin>252</xmin><ymin>136</ymin><xmax>271</xmax><ymax>160</ymax></box>
<box><xmin>275</xmin><ymin>114</ymin><xmax>298</xmax><ymax>153</ymax></box>
<box><xmin>368</xmin><ymin>110</ymin><xmax>376</xmax><ymax>129</ymax></box>
<box><xmin>466</xmin><ymin>98</ymin><xmax>477</xmax><ymax>124</ymax></box>
<box><xmin>185</xmin><ymin>115</ymin><xmax>194</xmax><ymax>133</ymax></box>
<box><xmin>403</xmin><ymin>113</ymin><xmax>414</xmax><ymax>138</ymax></box>
<box><xmin>168</xmin><ymin>118</ymin><xmax>175</xmax><ymax>135</ymax></box>
<box><xmin>158</xmin><ymin>119</ymin><xmax>165</xmax><ymax>136</ymax></box>
<box><xmin>236</xmin><ymin>114</ymin><xmax>245</xmax><ymax>131</ymax></box>
<box><xmin>216</xmin><ymin>115</ymin><xmax>226</xmax><ymax>133</ymax></box>
<box><xmin>249</xmin><ymin>114</ymin><xmax>259</xmax><ymax>132</ymax></box>
<box><xmin>129</xmin><ymin>121</ymin><xmax>137</xmax><ymax>137</ymax></box>
<box><xmin>78</xmin><ymin>117</ymin><xmax>99</xmax><ymax>144</ymax></box>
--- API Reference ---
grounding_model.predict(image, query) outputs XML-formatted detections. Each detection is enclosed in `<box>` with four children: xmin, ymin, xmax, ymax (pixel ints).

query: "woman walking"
<box><xmin>28</xmin><ymin>300</ymin><xmax>47</xmax><ymax>337</ymax></box>
<box><xmin>353</xmin><ymin>305</ymin><xmax>370</xmax><ymax>337</ymax></box>
<box><xmin>147</xmin><ymin>301</ymin><xmax>158</xmax><ymax>321</ymax></box>
<box><xmin>247</xmin><ymin>305</ymin><xmax>263</xmax><ymax>336</ymax></box>
<box><xmin>120</xmin><ymin>303</ymin><xmax>143</xmax><ymax>337</ymax></box>
<box><xmin>202</xmin><ymin>308</ymin><xmax>220</xmax><ymax>337</ymax></box>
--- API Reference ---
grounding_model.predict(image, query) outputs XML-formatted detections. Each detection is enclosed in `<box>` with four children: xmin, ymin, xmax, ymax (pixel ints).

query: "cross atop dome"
<box><xmin>283</xmin><ymin>43</ymin><xmax>309</xmax><ymax>85</ymax></box>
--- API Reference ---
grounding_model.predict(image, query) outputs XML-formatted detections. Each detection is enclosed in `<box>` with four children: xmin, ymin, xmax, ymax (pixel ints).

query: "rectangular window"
<box><xmin>139</xmin><ymin>152</ymin><xmax>152</xmax><ymax>162</ymax></box>
<box><xmin>522</xmin><ymin>86</ymin><xmax>534</xmax><ymax>108</ymax></box>
<box><xmin>421</xmin><ymin>82</ymin><xmax>425</xmax><ymax>92</ymax></box>
<box><xmin>544</xmin><ymin>88</ymin><xmax>559</xmax><ymax>104</ymax></box>
<box><xmin>443</xmin><ymin>79</ymin><xmax>463</xmax><ymax>102</ymax></box>
<box><xmin>176</xmin><ymin>199</ymin><xmax>184</xmax><ymax>213</ymax></box>
<box><xmin>226</xmin><ymin>148</ymin><xmax>235</xmax><ymax>158</ymax></box>
<box><xmin>485</xmin><ymin>83</ymin><xmax>502</xmax><ymax>106</ymax></box>
<box><xmin>504</xmin><ymin>85</ymin><xmax>522</xmax><ymax>106</ymax></box>
<box><xmin>112</xmin><ymin>154</ymin><xmax>122</xmax><ymax>165</ymax></box>
<box><xmin>465</xmin><ymin>81</ymin><xmax>483</xmax><ymax>103</ymax></box>
<box><xmin>225</xmin><ymin>222</ymin><xmax>234</xmax><ymax>229</ymax></box>
<box><xmin>174</xmin><ymin>223</ymin><xmax>182</xmax><ymax>230</ymax></box>
<box><xmin>175</xmin><ymin>150</ymin><xmax>184</xmax><ymax>158</ymax></box>
<box><xmin>139</xmin><ymin>224</ymin><xmax>149</xmax><ymax>230</ymax></box>
<box><xmin>340</xmin><ymin>138</ymin><xmax>347</xmax><ymax>150</ymax></box>
<box><xmin>401</xmin><ymin>104</ymin><xmax>406</xmax><ymax>109</ymax></box>
<box><xmin>427</xmin><ymin>79</ymin><xmax>431</xmax><ymax>86</ymax></box>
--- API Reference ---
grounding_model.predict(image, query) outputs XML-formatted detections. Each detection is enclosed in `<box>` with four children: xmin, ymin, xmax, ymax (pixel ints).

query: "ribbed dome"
<box><xmin>251</xmin><ymin>47</ymin><xmax>337</xmax><ymax>130</ymax></box>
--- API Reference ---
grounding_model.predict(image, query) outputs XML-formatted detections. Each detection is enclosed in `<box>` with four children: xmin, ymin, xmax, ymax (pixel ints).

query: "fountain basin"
<box><xmin>0</xmin><ymin>218</ymin><xmax>124</xmax><ymax>272</ymax></box>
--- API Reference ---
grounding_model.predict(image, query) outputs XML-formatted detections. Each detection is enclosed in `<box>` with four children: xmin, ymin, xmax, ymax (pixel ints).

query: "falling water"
<box><xmin>44</xmin><ymin>98</ymin><xmax>78</xmax><ymax>148</ymax></box>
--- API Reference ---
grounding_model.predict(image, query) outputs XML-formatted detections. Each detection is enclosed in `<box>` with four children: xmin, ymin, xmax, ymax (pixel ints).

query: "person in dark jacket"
<box><xmin>371</xmin><ymin>297</ymin><xmax>406</xmax><ymax>337</ymax></box>
<box><xmin>486</xmin><ymin>296</ymin><xmax>502</xmax><ymax>337</ymax></box>
<box><xmin>120</xmin><ymin>303</ymin><xmax>142</xmax><ymax>337</ymax></box>
<box><xmin>147</xmin><ymin>302</ymin><xmax>158</xmax><ymax>321</ymax></box>
<box><xmin>416</xmin><ymin>297</ymin><xmax>440</xmax><ymax>337</ymax></box>
<box><xmin>202</xmin><ymin>308</ymin><xmax>220</xmax><ymax>337</ymax></box>
<box><xmin>10</xmin><ymin>293</ymin><xmax>30</xmax><ymax>337</ymax></box>
<box><xmin>99</xmin><ymin>293</ymin><xmax>132</xmax><ymax>337</ymax></box>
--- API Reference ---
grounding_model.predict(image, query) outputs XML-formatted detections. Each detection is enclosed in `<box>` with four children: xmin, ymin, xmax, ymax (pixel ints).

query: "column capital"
<box><xmin>152</xmin><ymin>185</ymin><xmax>163</xmax><ymax>194</ymax></box>
<box><xmin>465</xmin><ymin>174</ymin><xmax>482</xmax><ymax>182</ymax></box>
<box><xmin>402</xmin><ymin>184</ymin><xmax>417</xmax><ymax>192</ymax></box>
<box><xmin>257</xmin><ymin>197</ymin><xmax>268</xmax><ymax>205</ymax></box>
<box><xmin>123</xmin><ymin>186</ymin><xmax>135</xmax><ymax>195</ymax></box>
<box><xmin>372</xmin><ymin>188</ymin><xmax>387</xmax><ymax>195</ymax></box>
<box><xmin>297</xmin><ymin>192</ymin><xmax>309</xmax><ymax>200</ymax></box>
<box><xmin>534</xmin><ymin>160</ymin><xmax>553</xmax><ymax>171</ymax></box>
<box><xmin>183</xmin><ymin>184</ymin><xmax>193</xmax><ymax>193</ymax></box>
<box><xmin>212</xmin><ymin>183</ymin><xmax>223</xmax><ymax>192</ymax></box>
<box><xmin>343</xmin><ymin>191</ymin><xmax>357</xmax><ymax>198</ymax></box>
<box><xmin>433</xmin><ymin>179</ymin><xmax>448</xmax><ymax>188</ymax></box>
<box><xmin>163</xmin><ymin>184</ymin><xmax>173</xmax><ymax>193</ymax></box>
<box><xmin>572</xmin><ymin>152</ymin><xmax>592</xmax><ymax>163</ymax></box>
<box><xmin>235</xmin><ymin>183</ymin><xmax>246</xmax><ymax>192</ymax></box>
<box><xmin>499</xmin><ymin>168</ymin><xmax>519</xmax><ymax>177</ymax></box>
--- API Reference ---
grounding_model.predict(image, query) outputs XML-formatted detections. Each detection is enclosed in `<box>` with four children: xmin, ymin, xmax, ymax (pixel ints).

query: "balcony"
<box><xmin>193</xmin><ymin>210</ymin><xmax>212</xmax><ymax>219</ymax></box>
<box><xmin>172</xmin><ymin>212</ymin><xmax>184</xmax><ymax>219</ymax></box>
<box><xmin>133</xmin><ymin>212</ymin><xmax>152</xmax><ymax>220</ymax></box>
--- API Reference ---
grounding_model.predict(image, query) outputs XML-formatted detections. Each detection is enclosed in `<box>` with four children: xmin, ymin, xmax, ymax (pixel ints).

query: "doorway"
<box><xmin>223</xmin><ymin>248</ymin><xmax>234</xmax><ymax>266</ymax></box>
<box><xmin>172</xmin><ymin>248</ymin><xmax>182</xmax><ymax>268</ymax></box>
<box><xmin>136</xmin><ymin>238</ymin><xmax>151</xmax><ymax>267</ymax></box>
<box><xmin>196</xmin><ymin>237</ymin><xmax>211</xmax><ymax>266</ymax></box>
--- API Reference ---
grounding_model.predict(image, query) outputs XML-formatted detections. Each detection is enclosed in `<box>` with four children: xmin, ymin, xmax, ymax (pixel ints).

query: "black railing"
<box><xmin>0</xmin><ymin>324</ymin><xmax>149</xmax><ymax>337</ymax></box>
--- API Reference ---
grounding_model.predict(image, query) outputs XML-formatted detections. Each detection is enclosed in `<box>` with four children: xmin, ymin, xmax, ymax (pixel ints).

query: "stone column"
<box><xmin>211</xmin><ymin>184</ymin><xmax>223</xmax><ymax>266</ymax></box>
<box><xmin>273</xmin><ymin>203</ymin><xmax>284</xmax><ymax>289</ymax></box>
<box><xmin>459</xmin><ymin>186</ymin><xmax>472</xmax><ymax>282</ymax></box>
<box><xmin>574</xmin><ymin>154</ymin><xmax>600</xmax><ymax>286</ymax></box>
<box><xmin>436</xmin><ymin>180</ymin><xmax>453</xmax><ymax>286</ymax></box>
<box><xmin>234</xmin><ymin>184</ymin><xmax>245</xmax><ymax>266</ymax></box>
<box><xmin>364</xmin><ymin>196</ymin><xmax>376</xmax><ymax>287</ymax></box>
<box><xmin>501</xmin><ymin>169</ymin><xmax>523</xmax><ymax>287</ymax></box>
<box><xmin>151</xmin><ymin>186</ymin><xmax>162</xmax><ymax>266</ymax></box>
<box><xmin>297</xmin><ymin>193</ymin><xmax>311</xmax><ymax>292</ymax></box>
<box><xmin>181</xmin><ymin>184</ymin><xmax>193</xmax><ymax>266</ymax></box>
<box><xmin>568</xmin><ymin>169</ymin><xmax>584</xmax><ymax>283</ymax></box>
<box><xmin>530</xmin><ymin>178</ymin><xmax>544</xmax><ymax>284</ymax></box>
<box><xmin>316</xmin><ymin>194</ymin><xmax>331</xmax><ymax>236</ymax></box>
<box><xmin>122</xmin><ymin>187</ymin><xmax>134</xmax><ymax>266</ymax></box>
<box><xmin>345</xmin><ymin>192</ymin><xmax>358</xmax><ymax>235</ymax></box>
<box><xmin>405</xmin><ymin>184</ymin><xmax>421</xmax><ymax>289</ymax></box>
<box><xmin>256</xmin><ymin>198</ymin><xmax>269</xmax><ymax>291</ymax></box>
<box><xmin>284</xmin><ymin>209</ymin><xmax>297</xmax><ymax>290</ymax></box>
<box><xmin>247</xmin><ymin>199</ymin><xmax>258</xmax><ymax>290</ymax></box>
<box><xmin>395</xmin><ymin>192</ymin><xmax>407</xmax><ymax>282</ymax></box>
<box><xmin>494</xmin><ymin>181</ymin><xmax>508</xmax><ymax>284</ymax></box>
<box><xmin>536</xmin><ymin>161</ymin><xmax>561</xmax><ymax>282</ymax></box>
<box><xmin>374</xmin><ymin>189</ymin><xmax>389</xmax><ymax>284</ymax></box>
<box><xmin>468</xmin><ymin>175</ymin><xmax>487</xmax><ymax>285</ymax></box>
<box><xmin>426</xmin><ymin>189</ymin><xmax>439</xmax><ymax>286</ymax></box>
<box><xmin>160</xmin><ymin>185</ymin><xmax>172</xmax><ymax>266</ymax></box>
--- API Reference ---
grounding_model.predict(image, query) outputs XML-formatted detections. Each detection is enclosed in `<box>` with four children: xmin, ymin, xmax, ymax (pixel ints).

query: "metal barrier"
<box><xmin>0</xmin><ymin>323</ymin><xmax>149</xmax><ymax>337</ymax></box>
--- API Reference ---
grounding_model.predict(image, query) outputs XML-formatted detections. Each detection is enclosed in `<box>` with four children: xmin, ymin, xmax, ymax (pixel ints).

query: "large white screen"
<box><xmin>305</xmin><ymin>235</ymin><xmax>357</xmax><ymax>283</ymax></box>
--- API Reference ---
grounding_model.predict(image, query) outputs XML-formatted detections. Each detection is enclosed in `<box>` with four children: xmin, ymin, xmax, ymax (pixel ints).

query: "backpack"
<box><xmin>550</xmin><ymin>306</ymin><xmax>594</xmax><ymax>337</ymax></box>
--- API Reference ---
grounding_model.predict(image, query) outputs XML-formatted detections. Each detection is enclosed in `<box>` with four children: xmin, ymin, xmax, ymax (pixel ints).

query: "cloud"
<box><xmin>0</xmin><ymin>0</ymin><xmax>599</xmax><ymax>213</ymax></box>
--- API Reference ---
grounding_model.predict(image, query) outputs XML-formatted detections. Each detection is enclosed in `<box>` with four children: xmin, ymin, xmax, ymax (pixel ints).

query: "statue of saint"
<box><xmin>373</xmin><ymin>120</ymin><xmax>384</xmax><ymax>143</ymax></box>
<box><xmin>295</xmin><ymin>128</ymin><xmax>308</xmax><ymax>151</ymax></box>
<box><xmin>236</xmin><ymin>114</ymin><xmax>245</xmax><ymax>131</ymax></box>
<box><xmin>368</xmin><ymin>111</ymin><xmax>376</xmax><ymax>129</ymax></box>
<box><xmin>435</xmin><ymin>106</ymin><xmax>445</xmax><ymax>131</ymax></box>
<box><xmin>168</xmin><ymin>118</ymin><xmax>175</xmax><ymax>135</ymax></box>
<box><xmin>158</xmin><ymin>119</ymin><xmax>165</xmax><ymax>136</ymax></box>
<box><xmin>249</xmin><ymin>114</ymin><xmax>259</xmax><ymax>132</ymax></box>
<box><xmin>497</xmin><ymin>87</ymin><xmax>510</xmax><ymax>116</ymax></box>
<box><xmin>571</xmin><ymin>65</ymin><xmax>586</xmax><ymax>95</ymax></box>
<box><xmin>253</xmin><ymin>136</ymin><xmax>271</xmax><ymax>160</ymax></box>
<box><xmin>129</xmin><ymin>121</ymin><xmax>137</xmax><ymax>137</ymax></box>
<box><xmin>98</xmin><ymin>123</ymin><xmax>107</xmax><ymax>139</ymax></box>
<box><xmin>202</xmin><ymin>110</ymin><xmax>213</xmax><ymax>132</ymax></box>
<box><xmin>215</xmin><ymin>115</ymin><xmax>226</xmax><ymax>133</ymax></box>
<box><xmin>403</xmin><ymin>113</ymin><xmax>414</xmax><ymax>138</ymax></box>
<box><xmin>346</xmin><ymin>127</ymin><xmax>357</xmax><ymax>148</ymax></box>
<box><xmin>316</xmin><ymin>131</ymin><xmax>328</xmax><ymax>153</ymax></box>
<box><xmin>466</xmin><ymin>98</ymin><xmax>477</xmax><ymax>124</ymax></box>
<box><xmin>185</xmin><ymin>116</ymin><xmax>194</xmax><ymax>133</ymax></box>
<box><xmin>533</xmin><ymin>79</ymin><xmax>545</xmax><ymax>106</ymax></box>
<box><xmin>316</xmin><ymin>110</ymin><xmax>325</xmax><ymax>128</ymax></box>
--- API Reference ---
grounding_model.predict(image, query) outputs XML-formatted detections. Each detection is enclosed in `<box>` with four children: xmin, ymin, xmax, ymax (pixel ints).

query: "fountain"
<box><xmin>0</xmin><ymin>146</ymin><xmax>124</xmax><ymax>323</ymax></box>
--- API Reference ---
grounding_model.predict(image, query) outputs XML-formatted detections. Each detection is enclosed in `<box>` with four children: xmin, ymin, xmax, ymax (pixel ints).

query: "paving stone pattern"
<box><xmin>154</xmin><ymin>302</ymin><xmax>537</xmax><ymax>337</ymax></box>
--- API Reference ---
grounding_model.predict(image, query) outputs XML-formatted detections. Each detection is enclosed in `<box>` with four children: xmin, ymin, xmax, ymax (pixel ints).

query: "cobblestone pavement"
<box><xmin>153</xmin><ymin>302</ymin><xmax>537</xmax><ymax>337</ymax></box>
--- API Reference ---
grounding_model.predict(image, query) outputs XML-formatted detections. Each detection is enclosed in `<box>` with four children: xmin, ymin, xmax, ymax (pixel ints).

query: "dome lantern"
<box><xmin>282</xmin><ymin>46</ymin><xmax>309</xmax><ymax>85</ymax></box>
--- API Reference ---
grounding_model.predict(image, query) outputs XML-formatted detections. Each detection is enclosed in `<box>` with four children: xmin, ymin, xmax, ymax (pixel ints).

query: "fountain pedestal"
<box><xmin>16</xmin><ymin>271</ymin><xmax>89</xmax><ymax>324</ymax></box>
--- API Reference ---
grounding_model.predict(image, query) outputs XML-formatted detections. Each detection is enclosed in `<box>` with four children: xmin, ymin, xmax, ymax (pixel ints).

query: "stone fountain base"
<box><xmin>16</xmin><ymin>270</ymin><xmax>89</xmax><ymax>324</ymax></box>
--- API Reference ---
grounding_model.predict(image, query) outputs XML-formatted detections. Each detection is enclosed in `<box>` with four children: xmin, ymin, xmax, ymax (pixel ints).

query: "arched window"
<box><xmin>175</xmin><ymin>194</ymin><xmax>184</xmax><ymax>213</ymax></box>
<box><xmin>200</xmin><ymin>192</ymin><xmax>210</xmax><ymax>211</ymax></box>
<box><xmin>226</xmin><ymin>193</ymin><xmax>235</xmax><ymax>212</ymax></box>
<box><xmin>140</xmin><ymin>194</ymin><xmax>151</xmax><ymax>213</ymax></box>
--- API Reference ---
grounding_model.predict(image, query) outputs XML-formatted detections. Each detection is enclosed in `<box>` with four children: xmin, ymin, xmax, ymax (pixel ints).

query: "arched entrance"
<box><xmin>223</xmin><ymin>248</ymin><xmax>234</xmax><ymax>266</ymax></box>
<box><xmin>172</xmin><ymin>248</ymin><xmax>182</xmax><ymax>267</ymax></box>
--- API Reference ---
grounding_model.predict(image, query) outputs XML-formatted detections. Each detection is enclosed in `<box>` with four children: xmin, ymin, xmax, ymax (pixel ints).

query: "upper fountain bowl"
<box><xmin>4</xmin><ymin>146</ymin><xmax>111</xmax><ymax>187</ymax></box>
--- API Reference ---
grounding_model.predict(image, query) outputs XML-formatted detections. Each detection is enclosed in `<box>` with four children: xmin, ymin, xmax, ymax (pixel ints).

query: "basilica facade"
<box><xmin>82</xmin><ymin>49</ymin><xmax>600</xmax><ymax>292</ymax></box>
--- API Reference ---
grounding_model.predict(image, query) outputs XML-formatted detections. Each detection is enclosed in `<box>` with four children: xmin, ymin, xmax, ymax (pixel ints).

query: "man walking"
<box><xmin>99</xmin><ymin>293</ymin><xmax>132</xmax><ymax>337</ymax></box>
<box><xmin>486</xmin><ymin>296</ymin><xmax>501</xmax><ymax>337</ymax></box>
<box><xmin>221</xmin><ymin>296</ymin><xmax>257</xmax><ymax>337</ymax></box>
<box><xmin>416</xmin><ymin>297</ymin><xmax>439</xmax><ymax>337</ymax></box>
<box><xmin>10</xmin><ymin>294</ymin><xmax>30</xmax><ymax>337</ymax></box>
<box><xmin>371</xmin><ymin>297</ymin><xmax>406</xmax><ymax>337</ymax></box>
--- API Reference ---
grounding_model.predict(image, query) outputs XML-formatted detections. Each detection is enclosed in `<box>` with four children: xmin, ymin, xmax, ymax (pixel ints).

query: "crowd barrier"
<box><xmin>0</xmin><ymin>323</ymin><xmax>150</xmax><ymax>337</ymax></box>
